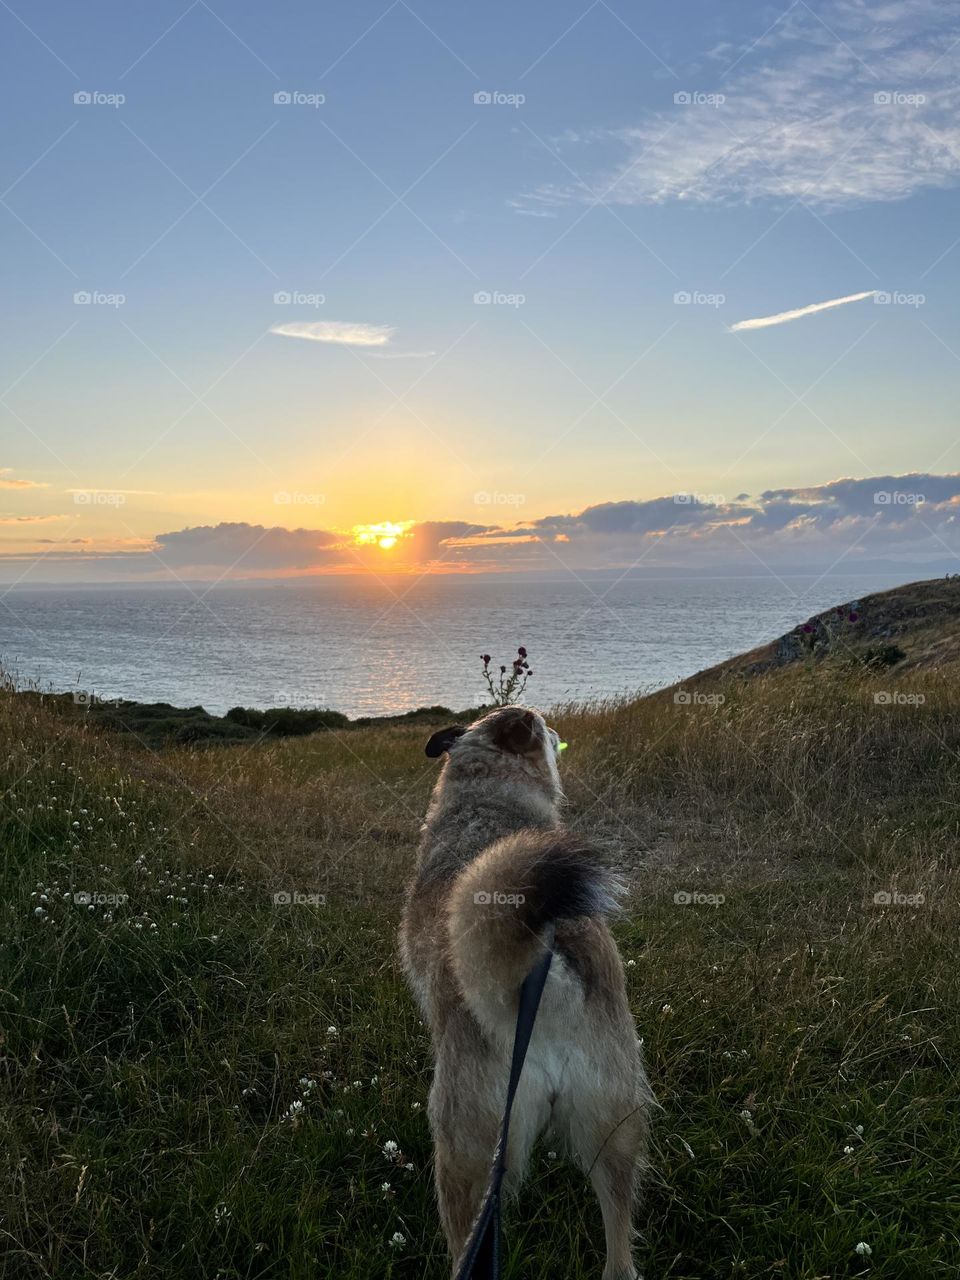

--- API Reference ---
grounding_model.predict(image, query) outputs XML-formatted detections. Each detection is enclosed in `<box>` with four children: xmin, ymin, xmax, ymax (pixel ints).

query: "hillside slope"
<box><xmin>682</xmin><ymin>576</ymin><xmax>960</xmax><ymax>687</ymax></box>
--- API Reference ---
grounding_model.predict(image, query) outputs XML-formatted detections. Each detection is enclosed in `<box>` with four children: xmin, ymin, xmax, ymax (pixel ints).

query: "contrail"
<box><xmin>729</xmin><ymin>290</ymin><xmax>877</xmax><ymax>332</ymax></box>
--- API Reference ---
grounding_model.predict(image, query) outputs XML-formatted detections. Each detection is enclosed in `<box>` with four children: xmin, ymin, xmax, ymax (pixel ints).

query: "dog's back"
<box><xmin>399</xmin><ymin>706</ymin><xmax>651</xmax><ymax>1280</ymax></box>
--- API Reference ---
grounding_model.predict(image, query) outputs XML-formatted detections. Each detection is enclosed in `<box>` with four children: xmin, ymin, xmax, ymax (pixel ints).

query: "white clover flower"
<box><xmin>404</xmin><ymin>1162</ymin><xmax>414</xmax><ymax>1171</ymax></box>
<box><xmin>389</xmin><ymin>1232</ymin><xmax>406</xmax><ymax>1247</ymax></box>
<box><xmin>854</xmin><ymin>1242</ymin><xmax>872</xmax><ymax>1256</ymax></box>
<box><xmin>381</xmin><ymin>1182</ymin><xmax>392</xmax><ymax>1192</ymax></box>
<box><xmin>843</xmin><ymin>1145</ymin><xmax>855</xmax><ymax>1155</ymax></box>
<box><xmin>382</xmin><ymin>1140</ymin><xmax>399</xmax><ymax>1157</ymax></box>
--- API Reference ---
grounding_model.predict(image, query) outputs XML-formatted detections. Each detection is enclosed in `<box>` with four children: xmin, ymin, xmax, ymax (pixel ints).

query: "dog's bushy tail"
<box><xmin>446</xmin><ymin>828</ymin><xmax>621</xmax><ymax>1037</ymax></box>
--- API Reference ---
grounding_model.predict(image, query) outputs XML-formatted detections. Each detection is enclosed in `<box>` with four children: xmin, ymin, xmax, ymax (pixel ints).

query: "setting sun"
<box><xmin>351</xmin><ymin>520</ymin><xmax>414</xmax><ymax>551</ymax></box>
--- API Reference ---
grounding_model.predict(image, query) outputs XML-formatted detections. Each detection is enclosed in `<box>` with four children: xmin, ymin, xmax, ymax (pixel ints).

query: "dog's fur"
<box><xmin>399</xmin><ymin>705</ymin><xmax>652</xmax><ymax>1279</ymax></box>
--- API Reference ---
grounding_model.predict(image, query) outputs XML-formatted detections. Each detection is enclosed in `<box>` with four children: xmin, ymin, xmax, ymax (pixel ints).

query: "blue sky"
<box><xmin>2</xmin><ymin>0</ymin><xmax>960</xmax><ymax>579</ymax></box>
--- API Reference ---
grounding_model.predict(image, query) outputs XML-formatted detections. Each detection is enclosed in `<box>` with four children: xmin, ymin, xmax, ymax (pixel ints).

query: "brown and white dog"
<box><xmin>399</xmin><ymin>705</ymin><xmax>652</xmax><ymax>1279</ymax></box>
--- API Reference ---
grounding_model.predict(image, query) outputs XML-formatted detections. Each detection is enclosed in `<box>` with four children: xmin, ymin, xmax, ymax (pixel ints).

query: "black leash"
<box><xmin>454</xmin><ymin>925</ymin><xmax>556</xmax><ymax>1280</ymax></box>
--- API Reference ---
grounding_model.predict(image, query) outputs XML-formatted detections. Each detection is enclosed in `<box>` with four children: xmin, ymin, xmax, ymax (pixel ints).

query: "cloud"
<box><xmin>729</xmin><ymin>290</ymin><xmax>876</xmax><ymax>332</ymax></box>
<box><xmin>154</xmin><ymin>522</ymin><xmax>342</xmax><ymax>571</ymax></box>
<box><xmin>8</xmin><ymin>476</ymin><xmax>960</xmax><ymax>578</ymax></box>
<box><xmin>0</xmin><ymin>514</ymin><xmax>65</xmax><ymax>524</ymax></box>
<box><xmin>0</xmin><ymin>469</ymin><xmax>47</xmax><ymax>490</ymax></box>
<box><xmin>270</xmin><ymin>321</ymin><xmax>395</xmax><ymax>347</ymax></box>
<box><xmin>519</xmin><ymin>0</ymin><xmax>960</xmax><ymax>212</ymax></box>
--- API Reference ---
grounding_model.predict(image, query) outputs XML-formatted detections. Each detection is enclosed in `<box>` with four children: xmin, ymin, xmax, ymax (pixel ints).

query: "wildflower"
<box><xmin>855</xmin><ymin>1124</ymin><xmax>864</xmax><ymax>1135</ymax></box>
<box><xmin>854</xmin><ymin>1242</ymin><xmax>872</xmax><ymax>1257</ymax></box>
<box><xmin>625</xmin><ymin>959</ymin><xmax>636</xmax><ymax>967</ymax></box>
<box><xmin>518</xmin><ymin>646</ymin><xmax>527</xmax><ymax>658</ymax></box>
<box><xmin>381</xmin><ymin>1182</ymin><xmax>392</xmax><ymax>1193</ymax></box>
<box><xmin>382</xmin><ymin>1140</ymin><xmax>399</xmax><ymax>1157</ymax></box>
<box><xmin>326</xmin><ymin>1026</ymin><xmax>338</xmax><ymax>1038</ymax></box>
<box><xmin>661</xmin><ymin>1004</ymin><xmax>673</xmax><ymax>1015</ymax></box>
<box><xmin>546</xmin><ymin>1150</ymin><xmax>557</xmax><ymax>1160</ymax></box>
<box><xmin>214</xmin><ymin>1203</ymin><xmax>231</xmax><ymax>1225</ymax></box>
<box><xmin>404</xmin><ymin>1162</ymin><xmax>414</xmax><ymax>1171</ymax></box>
<box><xmin>843</xmin><ymin>1145</ymin><xmax>855</xmax><ymax>1155</ymax></box>
<box><xmin>411</xmin><ymin>1101</ymin><xmax>421</xmax><ymax>1111</ymax></box>
<box><xmin>389</xmin><ymin>1232</ymin><xmax>406</xmax><ymax>1247</ymax></box>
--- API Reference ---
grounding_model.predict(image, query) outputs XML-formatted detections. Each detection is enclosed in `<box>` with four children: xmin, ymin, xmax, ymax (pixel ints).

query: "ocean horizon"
<box><xmin>0</xmin><ymin>568</ymin><xmax>926</xmax><ymax>718</ymax></box>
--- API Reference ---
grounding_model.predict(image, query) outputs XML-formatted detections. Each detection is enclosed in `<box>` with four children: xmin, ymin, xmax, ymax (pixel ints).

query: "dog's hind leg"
<box><xmin>575</xmin><ymin>1103</ymin><xmax>646</xmax><ymax>1280</ymax></box>
<box><xmin>433</xmin><ymin>1138</ymin><xmax>493</xmax><ymax>1274</ymax></box>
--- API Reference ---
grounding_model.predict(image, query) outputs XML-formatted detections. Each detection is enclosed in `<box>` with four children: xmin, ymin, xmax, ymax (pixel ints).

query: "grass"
<box><xmin>1</xmin><ymin>662</ymin><xmax>958</xmax><ymax>1278</ymax></box>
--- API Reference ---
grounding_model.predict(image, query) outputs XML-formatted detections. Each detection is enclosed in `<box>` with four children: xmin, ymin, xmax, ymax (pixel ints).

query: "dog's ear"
<box><xmin>424</xmin><ymin>725</ymin><xmax>467</xmax><ymax>758</ymax></box>
<box><xmin>491</xmin><ymin>707</ymin><xmax>540</xmax><ymax>755</ymax></box>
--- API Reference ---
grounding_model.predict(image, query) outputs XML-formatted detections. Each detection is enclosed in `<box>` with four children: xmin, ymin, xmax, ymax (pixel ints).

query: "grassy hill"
<box><xmin>1</xmin><ymin>578</ymin><xmax>958</xmax><ymax>1278</ymax></box>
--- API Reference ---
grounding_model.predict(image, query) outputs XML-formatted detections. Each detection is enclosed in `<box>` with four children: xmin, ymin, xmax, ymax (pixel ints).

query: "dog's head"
<box><xmin>424</xmin><ymin>706</ymin><xmax>563</xmax><ymax>801</ymax></box>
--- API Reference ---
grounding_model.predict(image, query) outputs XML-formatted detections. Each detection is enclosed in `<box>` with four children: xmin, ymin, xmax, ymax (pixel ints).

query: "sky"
<box><xmin>2</xmin><ymin>0</ymin><xmax>960</xmax><ymax>582</ymax></box>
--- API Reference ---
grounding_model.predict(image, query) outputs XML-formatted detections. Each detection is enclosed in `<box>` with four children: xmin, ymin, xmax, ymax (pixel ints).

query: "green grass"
<box><xmin>1</xmin><ymin>667</ymin><xmax>958</xmax><ymax>1278</ymax></box>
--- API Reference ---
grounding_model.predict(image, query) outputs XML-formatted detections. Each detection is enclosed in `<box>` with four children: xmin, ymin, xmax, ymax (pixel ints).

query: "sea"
<box><xmin>0</xmin><ymin>571</ymin><xmax>923</xmax><ymax>718</ymax></box>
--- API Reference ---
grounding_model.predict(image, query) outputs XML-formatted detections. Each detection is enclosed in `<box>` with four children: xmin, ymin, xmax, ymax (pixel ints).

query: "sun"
<box><xmin>352</xmin><ymin>520</ymin><xmax>414</xmax><ymax>551</ymax></box>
